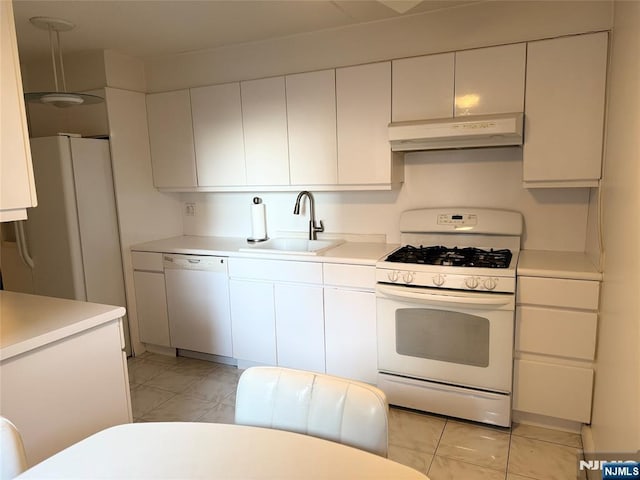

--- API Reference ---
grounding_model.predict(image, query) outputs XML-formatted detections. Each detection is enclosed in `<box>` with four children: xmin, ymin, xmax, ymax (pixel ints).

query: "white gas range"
<box><xmin>375</xmin><ymin>208</ymin><xmax>522</xmax><ymax>427</ymax></box>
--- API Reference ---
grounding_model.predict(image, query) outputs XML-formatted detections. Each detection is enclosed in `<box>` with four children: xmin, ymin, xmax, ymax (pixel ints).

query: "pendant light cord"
<box><xmin>56</xmin><ymin>30</ymin><xmax>67</xmax><ymax>92</ymax></box>
<box><xmin>47</xmin><ymin>24</ymin><xmax>68</xmax><ymax>92</ymax></box>
<box><xmin>48</xmin><ymin>24</ymin><xmax>59</xmax><ymax>92</ymax></box>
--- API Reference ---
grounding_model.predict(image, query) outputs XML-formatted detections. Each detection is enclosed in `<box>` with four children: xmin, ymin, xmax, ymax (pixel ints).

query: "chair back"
<box><xmin>0</xmin><ymin>416</ymin><xmax>27</xmax><ymax>480</ymax></box>
<box><xmin>235</xmin><ymin>366</ymin><xmax>388</xmax><ymax>457</ymax></box>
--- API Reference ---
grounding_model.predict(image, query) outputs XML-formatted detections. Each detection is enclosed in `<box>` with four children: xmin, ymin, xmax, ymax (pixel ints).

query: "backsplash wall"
<box><xmin>182</xmin><ymin>147</ymin><xmax>592</xmax><ymax>251</ymax></box>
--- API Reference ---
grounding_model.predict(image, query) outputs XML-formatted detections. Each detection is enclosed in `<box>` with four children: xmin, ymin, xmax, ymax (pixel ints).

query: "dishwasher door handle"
<box><xmin>163</xmin><ymin>254</ymin><xmax>228</xmax><ymax>272</ymax></box>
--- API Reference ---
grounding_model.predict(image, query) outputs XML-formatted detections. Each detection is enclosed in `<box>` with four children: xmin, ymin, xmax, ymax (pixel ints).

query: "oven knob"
<box><xmin>403</xmin><ymin>272</ymin><xmax>414</xmax><ymax>284</ymax></box>
<box><xmin>465</xmin><ymin>277</ymin><xmax>479</xmax><ymax>289</ymax></box>
<box><xmin>387</xmin><ymin>270</ymin><xmax>399</xmax><ymax>283</ymax></box>
<box><xmin>432</xmin><ymin>274</ymin><xmax>445</xmax><ymax>287</ymax></box>
<box><xmin>483</xmin><ymin>278</ymin><xmax>498</xmax><ymax>291</ymax></box>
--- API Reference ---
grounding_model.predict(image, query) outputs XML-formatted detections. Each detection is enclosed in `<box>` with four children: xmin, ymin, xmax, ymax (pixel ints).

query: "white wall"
<box><xmin>183</xmin><ymin>147</ymin><xmax>591</xmax><ymax>251</ymax></box>
<box><xmin>104</xmin><ymin>88</ymin><xmax>183</xmax><ymax>354</ymax></box>
<box><xmin>146</xmin><ymin>1</ymin><xmax>612</xmax><ymax>92</ymax></box>
<box><xmin>589</xmin><ymin>0</ymin><xmax>640</xmax><ymax>453</ymax></box>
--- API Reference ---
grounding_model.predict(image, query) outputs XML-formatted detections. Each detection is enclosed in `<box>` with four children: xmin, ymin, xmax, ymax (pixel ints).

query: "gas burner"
<box><xmin>386</xmin><ymin>245</ymin><xmax>513</xmax><ymax>269</ymax></box>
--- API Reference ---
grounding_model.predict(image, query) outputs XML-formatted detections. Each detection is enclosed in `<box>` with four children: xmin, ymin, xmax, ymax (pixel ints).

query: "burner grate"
<box><xmin>386</xmin><ymin>245</ymin><xmax>512</xmax><ymax>268</ymax></box>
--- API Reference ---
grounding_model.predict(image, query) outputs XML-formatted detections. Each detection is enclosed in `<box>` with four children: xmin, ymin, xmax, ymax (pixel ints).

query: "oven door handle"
<box><xmin>376</xmin><ymin>284</ymin><xmax>514</xmax><ymax>307</ymax></box>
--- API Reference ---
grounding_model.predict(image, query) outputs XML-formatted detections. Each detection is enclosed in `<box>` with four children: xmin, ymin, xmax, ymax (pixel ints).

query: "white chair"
<box><xmin>0</xmin><ymin>416</ymin><xmax>27</xmax><ymax>480</ymax></box>
<box><xmin>235</xmin><ymin>366</ymin><xmax>389</xmax><ymax>457</ymax></box>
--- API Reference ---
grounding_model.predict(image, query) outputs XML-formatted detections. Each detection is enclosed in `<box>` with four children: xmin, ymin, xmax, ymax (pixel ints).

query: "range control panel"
<box><xmin>437</xmin><ymin>213</ymin><xmax>478</xmax><ymax>227</ymax></box>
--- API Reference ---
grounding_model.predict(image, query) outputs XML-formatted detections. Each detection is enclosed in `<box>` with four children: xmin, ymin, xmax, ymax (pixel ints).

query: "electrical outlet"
<box><xmin>185</xmin><ymin>202</ymin><xmax>196</xmax><ymax>216</ymax></box>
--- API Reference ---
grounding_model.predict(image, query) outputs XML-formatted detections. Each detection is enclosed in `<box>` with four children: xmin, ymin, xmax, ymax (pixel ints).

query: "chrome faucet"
<box><xmin>293</xmin><ymin>191</ymin><xmax>324</xmax><ymax>240</ymax></box>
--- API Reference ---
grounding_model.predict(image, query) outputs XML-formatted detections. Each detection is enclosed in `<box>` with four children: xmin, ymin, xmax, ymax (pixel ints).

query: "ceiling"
<box><xmin>13</xmin><ymin>0</ymin><xmax>479</xmax><ymax>61</ymax></box>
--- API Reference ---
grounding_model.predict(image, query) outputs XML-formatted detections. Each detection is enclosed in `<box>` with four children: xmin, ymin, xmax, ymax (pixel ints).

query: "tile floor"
<box><xmin>128</xmin><ymin>353</ymin><xmax>585</xmax><ymax>480</ymax></box>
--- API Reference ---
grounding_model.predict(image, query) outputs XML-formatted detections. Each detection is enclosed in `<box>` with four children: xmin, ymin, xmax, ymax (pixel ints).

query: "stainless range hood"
<box><xmin>388</xmin><ymin>112</ymin><xmax>524</xmax><ymax>152</ymax></box>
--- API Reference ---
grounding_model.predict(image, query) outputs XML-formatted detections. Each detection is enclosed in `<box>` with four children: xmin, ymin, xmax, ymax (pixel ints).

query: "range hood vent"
<box><xmin>388</xmin><ymin>112</ymin><xmax>524</xmax><ymax>152</ymax></box>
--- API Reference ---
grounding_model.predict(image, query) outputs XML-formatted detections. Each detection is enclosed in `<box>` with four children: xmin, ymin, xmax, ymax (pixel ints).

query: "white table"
<box><xmin>17</xmin><ymin>422</ymin><xmax>430</xmax><ymax>479</ymax></box>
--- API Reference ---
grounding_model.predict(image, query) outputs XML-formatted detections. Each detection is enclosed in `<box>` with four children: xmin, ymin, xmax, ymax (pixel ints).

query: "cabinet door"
<box><xmin>336</xmin><ymin>62</ymin><xmax>394</xmax><ymax>185</ymax></box>
<box><xmin>240</xmin><ymin>77</ymin><xmax>289</xmax><ymax>185</ymax></box>
<box><xmin>286</xmin><ymin>69</ymin><xmax>337</xmax><ymax>185</ymax></box>
<box><xmin>392</xmin><ymin>53</ymin><xmax>454</xmax><ymax>121</ymax></box>
<box><xmin>523</xmin><ymin>32</ymin><xmax>607</xmax><ymax>186</ymax></box>
<box><xmin>0</xmin><ymin>0</ymin><xmax>37</xmax><ymax>221</ymax></box>
<box><xmin>274</xmin><ymin>284</ymin><xmax>325</xmax><ymax>373</ymax></box>
<box><xmin>133</xmin><ymin>271</ymin><xmax>171</xmax><ymax>347</ymax></box>
<box><xmin>324</xmin><ymin>288</ymin><xmax>377</xmax><ymax>384</ymax></box>
<box><xmin>516</xmin><ymin>306</ymin><xmax>597</xmax><ymax>361</ymax></box>
<box><xmin>454</xmin><ymin>43</ymin><xmax>525</xmax><ymax>116</ymax></box>
<box><xmin>165</xmin><ymin>269</ymin><xmax>233</xmax><ymax>357</ymax></box>
<box><xmin>146</xmin><ymin>90</ymin><xmax>198</xmax><ymax>188</ymax></box>
<box><xmin>517</xmin><ymin>276</ymin><xmax>600</xmax><ymax>310</ymax></box>
<box><xmin>513</xmin><ymin>359</ymin><xmax>594</xmax><ymax>423</ymax></box>
<box><xmin>191</xmin><ymin>83</ymin><xmax>246</xmax><ymax>186</ymax></box>
<box><xmin>229</xmin><ymin>279</ymin><xmax>276</xmax><ymax>365</ymax></box>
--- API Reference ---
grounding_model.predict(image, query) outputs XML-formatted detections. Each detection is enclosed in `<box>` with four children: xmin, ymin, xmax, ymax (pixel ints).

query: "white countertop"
<box><xmin>517</xmin><ymin>250</ymin><xmax>602</xmax><ymax>281</ymax></box>
<box><xmin>0</xmin><ymin>291</ymin><xmax>126</xmax><ymax>361</ymax></box>
<box><xmin>17</xmin><ymin>422</ymin><xmax>429</xmax><ymax>480</ymax></box>
<box><xmin>131</xmin><ymin>235</ymin><xmax>399</xmax><ymax>266</ymax></box>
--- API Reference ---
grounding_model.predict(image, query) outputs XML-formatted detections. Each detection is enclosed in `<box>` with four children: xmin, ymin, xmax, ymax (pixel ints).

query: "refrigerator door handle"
<box><xmin>14</xmin><ymin>221</ymin><xmax>35</xmax><ymax>269</ymax></box>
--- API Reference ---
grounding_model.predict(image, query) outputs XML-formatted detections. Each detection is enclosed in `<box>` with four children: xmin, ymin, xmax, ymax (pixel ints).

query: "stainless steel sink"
<box><xmin>238</xmin><ymin>238</ymin><xmax>343</xmax><ymax>256</ymax></box>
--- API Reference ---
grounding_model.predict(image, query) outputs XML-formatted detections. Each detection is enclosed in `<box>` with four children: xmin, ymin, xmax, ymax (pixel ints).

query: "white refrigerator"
<box><xmin>0</xmin><ymin>134</ymin><xmax>130</xmax><ymax>353</ymax></box>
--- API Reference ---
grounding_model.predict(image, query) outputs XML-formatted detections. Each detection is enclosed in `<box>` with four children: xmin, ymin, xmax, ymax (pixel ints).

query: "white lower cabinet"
<box><xmin>323</xmin><ymin>263</ymin><xmax>378</xmax><ymax>384</ymax></box>
<box><xmin>324</xmin><ymin>288</ymin><xmax>377</xmax><ymax>384</ymax></box>
<box><xmin>274</xmin><ymin>284</ymin><xmax>325</xmax><ymax>373</ymax></box>
<box><xmin>514</xmin><ymin>274</ymin><xmax>600</xmax><ymax>424</ymax></box>
<box><xmin>228</xmin><ymin>258</ymin><xmax>325</xmax><ymax>371</ymax></box>
<box><xmin>0</xmin><ymin>318</ymin><xmax>131</xmax><ymax>466</ymax></box>
<box><xmin>513</xmin><ymin>359</ymin><xmax>594</xmax><ymax>423</ymax></box>
<box><xmin>131</xmin><ymin>252</ymin><xmax>171</xmax><ymax>348</ymax></box>
<box><xmin>229</xmin><ymin>279</ymin><xmax>277</xmax><ymax>365</ymax></box>
<box><xmin>133</xmin><ymin>271</ymin><xmax>171</xmax><ymax>347</ymax></box>
<box><xmin>137</xmin><ymin>253</ymin><xmax>379</xmax><ymax>384</ymax></box>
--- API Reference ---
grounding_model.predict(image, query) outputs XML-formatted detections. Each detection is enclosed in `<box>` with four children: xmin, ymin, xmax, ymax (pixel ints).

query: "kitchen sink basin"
<box><xmin>239</xmin><ymin>238</ymin><xmax>343</xmax><ymax>256</ymax></box>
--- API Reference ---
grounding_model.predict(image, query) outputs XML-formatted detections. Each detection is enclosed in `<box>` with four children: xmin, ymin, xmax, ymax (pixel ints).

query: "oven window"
<box><xmin>395</xmin><ymin>308</ymin><xmax>490</xmax><ymax>367</ymax></box>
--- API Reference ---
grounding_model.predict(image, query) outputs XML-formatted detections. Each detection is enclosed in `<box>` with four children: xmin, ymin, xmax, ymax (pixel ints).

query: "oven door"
<box><xmin>376</xmin><ymin>283</ymin><xmax>515</xmax><ymax>393</ymax></box>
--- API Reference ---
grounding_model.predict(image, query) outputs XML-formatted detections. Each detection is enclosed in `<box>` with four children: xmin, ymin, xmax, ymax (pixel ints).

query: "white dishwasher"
<box><xmin>164</xmin><ymin>254</ymin><xmax>233</xmax><ymax>357</ymax></box>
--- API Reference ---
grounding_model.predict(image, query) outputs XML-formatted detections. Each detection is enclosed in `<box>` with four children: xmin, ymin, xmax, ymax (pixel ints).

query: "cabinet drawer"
<box><xmin>513</xmin><ymin>359</ymin><xmax>593</xmax><ymax>423</ymax></box>
<box><xmin>131</xmin><ymin>251</ymin><xmax>164</xmax><ymax>272</ymax></box>
<box><xmin>229</xmin><ymin>258</ymin><xmax>322</xmax><ymax>284</ymax></box>
<box><xmin>517</xmin><ymin>276</ymin><xmax>599</xmax><ymax>310</ymax></box>
<box><xmin>516</xmin><ymin>306</ymin><xmax>597</xmax><ymax>360</ymax></box>
<box><xmin>323</xmin><ymin>263</ymin><xmax>375</xmax><ymax>290</ymax></box>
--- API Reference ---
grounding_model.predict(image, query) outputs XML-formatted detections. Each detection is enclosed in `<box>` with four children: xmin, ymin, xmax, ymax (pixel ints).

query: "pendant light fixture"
<box><xmin>24</xmin><ymin>16</ymin><xmax>103</xmax><ymax>108</ymax></box>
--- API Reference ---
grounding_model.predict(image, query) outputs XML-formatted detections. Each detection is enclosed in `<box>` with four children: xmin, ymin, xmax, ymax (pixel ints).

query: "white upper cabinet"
<box><xmin>191</xmin><ymin>83</ymin><xmax>246</xmax><ymax>186</ymax></box>
<box><xmin>146</xmin><ymin>90</ymin><xmax>198</xmax><ymax>188</ymax></box>
<box><xmin>286</xmin><ymin>69</ymin><xmax>338</xmax><ymax>185</ymax></box>
<box><xmin>0</xmin><ymin>1</ymin><xmax>37</xmax><ymax>221</ymax></box>
<box><xmin>337</xmin><ymin>62</ymin><xmax>402</xmax><ymax>187</ymax></box>
<box><xmin>241</xmin><ymin>76</ymin><xmax>290</xmax><ymax>186</ymax></box>
<box><xmin>392</xmin><ymin>53</ymin><xmax>454</xmax><ymax>122</ymax></box>
<box><xmin>523</xmin><ymin>32</ymin><xmax>608</xmax><ymax>187</ymax></box>
<box><xmin>391</xmin><ymin>44</ymin><xmax>524</xmax><ymax>122</ymax></box>
<box><xmin>454</xmin><ymin>43</ymin><xmax>526</xmax><ymax>116</ymax></box>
